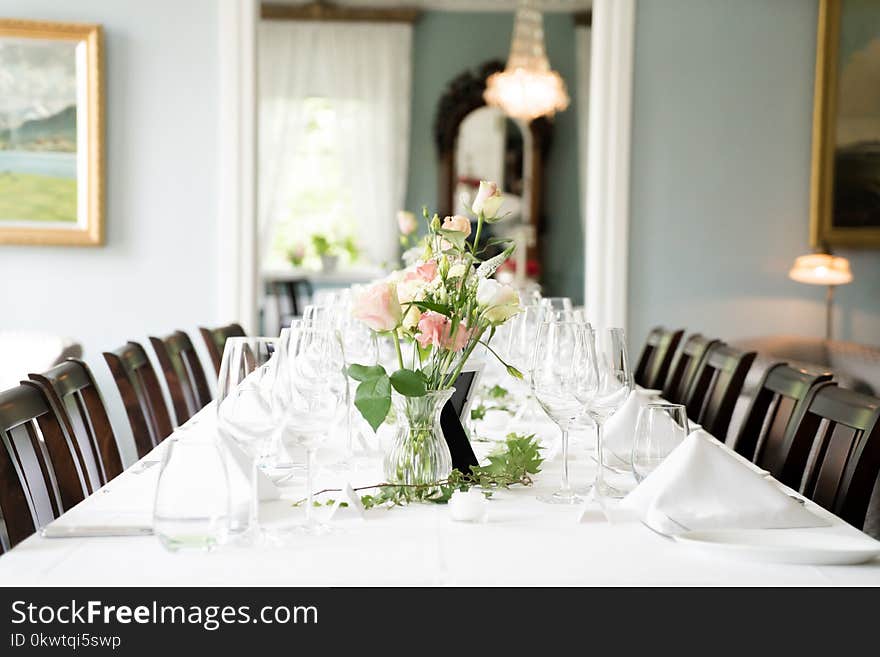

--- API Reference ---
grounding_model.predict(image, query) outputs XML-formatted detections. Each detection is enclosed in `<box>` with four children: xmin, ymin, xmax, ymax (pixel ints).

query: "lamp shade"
<box><xmin>788</xmin><ymin>253</ymin><xmax>853</xmax><ymax>286</ymax></box>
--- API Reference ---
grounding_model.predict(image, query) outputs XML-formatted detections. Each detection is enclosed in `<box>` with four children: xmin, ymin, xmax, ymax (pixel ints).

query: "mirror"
<box><xmin>454</xmin><ymin>106</ymin><xmax>526</xmax><ymax>222</ymax></box>
<box><xmin>434</xmin><ymin>60</ymin><xmax>552</xmax><ymax>266</ymax></box>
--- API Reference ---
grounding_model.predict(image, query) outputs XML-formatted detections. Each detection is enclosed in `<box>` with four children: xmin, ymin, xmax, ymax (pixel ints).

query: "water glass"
<box><xmin>631</xmin><ymin>403</ymin><xmax>689</xmax><ymax>483</ymax></box>
<box><xmin>153</xmin><ymin>436</ymin><xmax>230</xmax><ymax>552</ymax></box>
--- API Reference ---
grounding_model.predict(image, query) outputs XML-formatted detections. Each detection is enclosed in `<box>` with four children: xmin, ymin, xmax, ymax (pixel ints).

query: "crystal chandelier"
<box><xmin>484</xmin><ymin>2</ymin><xmax>570</xmax><ymax>122</ymax></box>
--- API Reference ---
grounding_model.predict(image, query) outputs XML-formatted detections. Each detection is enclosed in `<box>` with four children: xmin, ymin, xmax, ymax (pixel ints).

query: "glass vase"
<box><xmin>384</xmin><ymin>389</ymin><xmax>454</xmax><ymax>491</ymax></box>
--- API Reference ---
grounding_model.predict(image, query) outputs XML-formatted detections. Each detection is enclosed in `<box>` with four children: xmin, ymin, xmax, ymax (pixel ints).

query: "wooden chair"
<box><xmin>29</xmin><ymin>359</ymin><xmax>124</xmax><ymax>491</ymax></box>
<box><xmin>662</xmin><ymin>334</ymin><xmax>721</xmax><ymax>405</ymax></box>
<box><xmin>634</xmin><ymin>327</ymin><xmax>684</xmax><ymax>390</ymax></box>
<box><xmin>732</xmin><ymin>364</ymin><xmax>832</xmax><ymax>465</ymax></box>
<box><xmin>685</xmin><ymin>344</ymin><xmax>756</xmax><ymax>438</ymax></box>
<box><xmin>103</xmin><ymin>342</ymin><xmax>173</xmax><ymax>458</ymax></box>
<box><xmin>199</xmin><ymin>323</ymin><xmax>246</xmax><ymax>376</ymax></box>
<box><xmin>783</xmin><ymin>383</ymin><xmax>880</xmax><ymax>531</ymax></box>
<box><xmin>150</xmin><ymin>331</ymin><xmax>212</xmax><ymax>424</ymax></box>
<box><xmin>0</xmin><ymin>383</ymin><xmax>72</xmax><ymax>552</ymax></box>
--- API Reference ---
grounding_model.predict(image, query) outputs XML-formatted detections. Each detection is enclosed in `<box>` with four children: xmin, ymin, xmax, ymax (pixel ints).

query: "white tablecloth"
<box><xmin>1</xmin><ymin>404</ymin><xmax>879</xmax><ymax>587</ymax></box>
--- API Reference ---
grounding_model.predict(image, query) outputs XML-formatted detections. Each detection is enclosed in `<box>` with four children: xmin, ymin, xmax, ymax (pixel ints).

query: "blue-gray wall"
<box><xmin>406</xmin><ymin>11</ymin><xmax>584</xmax><ymax>302</ymax></box>
<box><xmin>628</xmin><ymin>0</ymin><xmax>880</xmax><ymax>351</ymax></box>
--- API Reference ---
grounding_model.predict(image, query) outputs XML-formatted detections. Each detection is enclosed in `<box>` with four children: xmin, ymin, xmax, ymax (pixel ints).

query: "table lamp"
<box><xmin>788</xmin><ymin>253</ymin><xmax>853</xmax><ymax>340</ymax></box>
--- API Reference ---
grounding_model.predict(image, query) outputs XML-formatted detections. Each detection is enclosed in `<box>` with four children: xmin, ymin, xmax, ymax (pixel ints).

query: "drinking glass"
<box><xmin>283</xmin><ymin>323</ymin><xmax>348</xmax><ymax>533</ymax></box>
<box><xmin>631</xmin><ymin>403</ymin><xmax>689</xmax><ymax>483</ymax></box>
<box><xmin>338</xmin><ymin>314</ymin><xmax>379</xmax><ymax>457</ymax></box>
<box><xmin>216</xmin><ymin>336</ymin><xmax>281</xmax><ymax>543</ymax></box>
<box><xmin>153</xmin><ymin>435</ymin><xmax>230</xmax><ymax>552</ymax></box>
<box><xmin>530</xmin><ymin>320</ymin><xmax>593</xmax><ymax>504</ymax></box>
<box><xmin>540</xmin><ymin>297</ymin><xmax>573</xmax><ymax>314</ymax></box>
<box><xmin>580</xmin><ymin>327</ymin><xmax>634</xmax><ymax>499</ymax></box>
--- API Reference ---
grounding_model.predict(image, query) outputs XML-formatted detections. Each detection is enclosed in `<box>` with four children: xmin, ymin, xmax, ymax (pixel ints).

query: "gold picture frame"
<box><xmin>0</xmin><ymin>19</ymin><xmax>104</xmax><ymax>246</ymax></box>
<box><xmin>810</xmin><ymin>0</ymin><xmax>880</xmax><ymax>248</ymax></box>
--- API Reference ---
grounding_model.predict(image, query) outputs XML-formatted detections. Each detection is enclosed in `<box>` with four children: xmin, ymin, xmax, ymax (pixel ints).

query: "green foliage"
<box><xmin>389</xmin><ymin>369</ymin><xmax>427</xmax><ymax>397</ymax></box>
<box><xmin>349</xmin><ymin>364</ymin><xmax>392</xmax><ymax>432</ymax></box>
<box><xmin>311</xmin><ymin>233</ymin><xmax>334</xmax><ymax>256</ymax></box>
<box><xmin>488</xmin><ymin>384</ymin><xmax>509</xmax><ymax>399</ymax></box>
<box><xmin>297</xmin><ymin>433</ymin><xmax>543</xmax><ymax>510</ymax></box>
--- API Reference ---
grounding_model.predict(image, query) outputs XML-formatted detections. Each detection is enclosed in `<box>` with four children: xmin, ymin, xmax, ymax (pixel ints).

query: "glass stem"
<box><xmin>560</xmin><ymin>427</ymin><xmax>570</xmax><ymax>493</ymax></box>
<box><xmin>249</xmin><ymin>457</ymin><xmax>259</xmax><ymax>537</ymax></box>
<box><xmin>305</xmin><ymin>448</ymin><xmax>315</xmax><ymax>526</ymax></box>
<box><xmin>595</xmin><ymin>421</ymin><xmax>605</xmax><ymax>493</ymax></box>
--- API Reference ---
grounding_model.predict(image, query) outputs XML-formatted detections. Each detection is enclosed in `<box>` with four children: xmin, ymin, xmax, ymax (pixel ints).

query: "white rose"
<box><xmin>476</xmin><ymin>279</ymin><xmax>521</xmax><ymax>324</ymax></box>
<box><xmin>472</xmin><ymin>180</ymin><xmax>504</xmax><ymax>218</ymax></box>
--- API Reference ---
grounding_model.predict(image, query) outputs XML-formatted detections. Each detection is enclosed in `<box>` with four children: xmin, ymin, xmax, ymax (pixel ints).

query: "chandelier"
<box><xmin>484</xmin><ymin>3</ymin><xmax>570</xmax><ymax>122</ymax></box>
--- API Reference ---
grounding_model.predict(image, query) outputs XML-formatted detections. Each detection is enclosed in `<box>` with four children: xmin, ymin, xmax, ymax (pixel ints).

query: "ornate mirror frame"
<box><xmin>433</xmin><ymin>60</ymin><xmax>553</xmax><ymax>262</ymax></box>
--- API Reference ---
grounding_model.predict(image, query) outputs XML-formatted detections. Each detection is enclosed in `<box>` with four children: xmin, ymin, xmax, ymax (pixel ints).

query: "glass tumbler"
<box><xmin>153</xmin><ymin>436</ymin><xmax>230</xmax><ymax>552</ymax></box>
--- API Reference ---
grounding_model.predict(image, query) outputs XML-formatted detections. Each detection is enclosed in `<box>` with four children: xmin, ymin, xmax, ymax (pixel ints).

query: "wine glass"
<box><xmin>632</xmin><ymin>403</ymin><xmax>689</xmax><ymax>483</ymax></box>
<box><xmin>215</xmin><ymin>336</ymin><xmax>282</xmax><ymax>543</ymax></box>
<box><xmin>338</xmin><ymin>313</ymin><xmax>379</xmax><ymax>458</ymax></box>
<box><xmin>530</xmin><ymin>320</ymin><xmax>593</xmax><ymax>504</ymax></box>
<box><xmin>540</xmin><ymin>297</ymin><xmax>573</xmax><ymax>315</ymax></box>
<box><xmin>282</xmin><ymin>323</ymin><xmax>348</xmax><ymax>534</ymax></box>
<box><xmin>581</xmin><ymin>327</ymin><xmax>634</xmax><ymax>499</ymax></box>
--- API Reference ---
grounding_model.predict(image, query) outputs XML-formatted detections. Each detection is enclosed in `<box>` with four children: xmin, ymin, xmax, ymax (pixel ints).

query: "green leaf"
<box><xmin>506</xmin><ymin>365</ymin><xmax>524</xmax><ymax>380</ymax></box>
<box><xmin>437</xmin><ymin>228</ymin><xmax>467</xmax><ymax>250</ymax></box>
<box><xmin>354</xmin><ymin>374</ymin><xmax>392</xmax><ymax>432</ymax></box>
<box><xmin>347</xmin><ymin>363</ymin><xmax>387</xmax><ymax>382</ymax></box>
<box><xmin>488</xmin><ymin>384</ymin><xmax>509</xmax><ymax>399</ymax></box>
<box><xmin>389</xmin><ymin>369</ymin><xmax>427</xmax><ymax>397</ymax></box>
<box><xmin>413</xmin><ymin>300</ymin><xmax>453</xmax><ymax>317</ymax></box>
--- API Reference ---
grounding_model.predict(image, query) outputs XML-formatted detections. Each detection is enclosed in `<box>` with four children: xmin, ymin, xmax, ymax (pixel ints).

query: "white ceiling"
<box><xmin>268</xmin><ymin>1</ymin><xmax>592</xmax><ymax>13</ymax></box>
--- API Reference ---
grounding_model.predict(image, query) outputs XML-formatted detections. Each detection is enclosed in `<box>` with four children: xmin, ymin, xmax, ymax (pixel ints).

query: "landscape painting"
<box><xmin>0</xmin><ymin>20</ymin><xmax>103</xmax><ymax>246</ymax></box>
<box><xmin>811</xmin><ymin>0</ymin><xmax>880</xmax><ymax>248</ymax></box>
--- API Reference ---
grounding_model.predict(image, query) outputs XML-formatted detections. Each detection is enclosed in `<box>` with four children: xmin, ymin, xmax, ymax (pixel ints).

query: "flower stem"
<box><xmin>392</xmin><ymin>328</ymin><xmax>405</xmax><ymax>371</ymax></box>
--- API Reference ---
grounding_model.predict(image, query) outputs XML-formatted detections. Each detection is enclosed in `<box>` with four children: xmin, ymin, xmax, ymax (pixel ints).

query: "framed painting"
<box><xmin>0</xmin><ymin>19</ymin><xmax>103</xmax><ymax>246</ymax></box>
<box><xmin>810</xmin><ymin>0</ymin><xmax>880</xmax><ymax>248</ymax></box>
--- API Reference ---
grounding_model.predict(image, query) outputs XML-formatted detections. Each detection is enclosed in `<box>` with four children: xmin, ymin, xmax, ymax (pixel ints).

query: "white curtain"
<box><xmin>258</xmin><ymin>21</ymin><xmax>413</xmax><ymax>266</ymax></box>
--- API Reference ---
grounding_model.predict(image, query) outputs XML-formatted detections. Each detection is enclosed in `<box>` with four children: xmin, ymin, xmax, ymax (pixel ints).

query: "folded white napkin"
<box><xmin>602</xmin><ymin>391</ymin><xmax>646</xmax><ymax>466</ymax></box>
<box><xmin>620</xmin><ymin>430</ymin><xmax>828</xmax><ymax>534</ymax></box>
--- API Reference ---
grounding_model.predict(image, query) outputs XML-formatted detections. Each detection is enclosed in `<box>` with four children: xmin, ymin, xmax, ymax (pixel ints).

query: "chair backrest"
<box><xmin>783</xmin><ymin>383</ymin><xmax>880</xmax><ymax>529</ymax></box>
<box><xmin>103</xmin><ymin>342</ymin><xmax>173</xmax><ymax>458</ymax></box>
<box><xmin>634</xmin><ymin>327</ymin><xmax>684</xmax><ymax>390</ymax></box>
<box><xmin>733</xmin><ymin>364</ymin><xmax>833</xmax><ymax>465</ymax></box>
<box><xmin>662</xmin><ymin>334</ymin><xmax>721</xmax><ymax>405</ymax></box>
<box><xmin>685</xmin><ymin>344</ymin><xmax>756</xmax><ymax>438</ymax></box>
<box><xmin>29</xmin><ymin>359</ymin><xmax>124</xmax><ymax>490</ymax></box>
<box><xmin>150</xmin><ymin>331</ymin><xmax>212</xmax><ymax>424</ymax></box>
<box><xmin>0</xmin><ymin>383</ymin><xmax>72</xmax><ymax>552</ymax></box>
<box><xmin>199</xmin><ymin>323</ymin><xmax>247</xmax><ymax>376</ymax></box>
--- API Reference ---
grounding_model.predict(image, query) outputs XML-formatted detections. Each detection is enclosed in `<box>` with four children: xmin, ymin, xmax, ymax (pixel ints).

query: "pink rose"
<box><xmin>471</xmin><ymin>180</ymin><xmax>503</xmax><ymax>218</ymax></box>
<box><xmin>352</xmin><ymin>281</ymin><xmax>402</xmax><ymax>332</ymax></box>
<box><xmin>397</xmin><ymin>210</ymin><xmax>417</xmax><ymax>235</ymax></box>
<box><xmin>415</xmin><ymin>311</ymin><xmax>471</xmax><ymax>352</ymax></box>
<box><xmin>442</xmin><ymin>214</ymin><xmax>472</xmax><ymax>237</ymax></box>
<box><xmin>414</xmin><ymin>259</ymin><xmax>438</xmax><ymax>282</ymax></box>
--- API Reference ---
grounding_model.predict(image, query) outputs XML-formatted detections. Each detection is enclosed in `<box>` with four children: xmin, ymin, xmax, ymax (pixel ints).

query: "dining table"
<box><xmin>1</xmin><ymin>397</ymin><xmax>879</xmax><ymax>587</ymax></box>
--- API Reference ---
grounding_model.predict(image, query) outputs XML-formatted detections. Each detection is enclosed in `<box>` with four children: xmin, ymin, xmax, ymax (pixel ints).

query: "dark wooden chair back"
<box><xmin>662</xmin><ymin>334</ymin><xmax>721</xmax><ymax>405</ymax></box>
<box><xmin>150</xmin><ymin>331</ymin><xmax>212</xmax><ymax>424</ymax></box>
<box><xmin>733</xmin><ymin>364</ymin><xmax>833</xmax><ymax>465</ymax></box>
<box><xmin>782</xmin><ymin>383</ymin><xmax>880</xmax><ymax>529</ymax></box>
<box><xmin>199</xmin><ymin>323</ymin><xmax>247</xmax><ymax>376</ymax></box>
<box><xmin>634</xmin><ymin>327</ymin><xmax>684</xmax><ymax>390</ymax></box>
<box><xmin>0</xmin><ymin>383</ymin><xmax>73</xmax><ymax>552</ymax></box>
<box><xmin>29</xmin><ymin>359</ymin><xmax>124</xmax><ymax>491</ymax></box>
<box><xmin>103</xmin><ymin>342</ymin><xmax>173</xmax><ymax>458</ymax></box>
<box><xmin>685</xmin><ymin>344</ymin><xmax>756</xmax><ymax>438</ymax></box>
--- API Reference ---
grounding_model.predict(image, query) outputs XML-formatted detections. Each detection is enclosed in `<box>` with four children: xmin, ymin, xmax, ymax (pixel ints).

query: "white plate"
<box><xmin>673</xmin><ymin>529</ymin><xmax>880</xmax><ymax>565</ymax></box>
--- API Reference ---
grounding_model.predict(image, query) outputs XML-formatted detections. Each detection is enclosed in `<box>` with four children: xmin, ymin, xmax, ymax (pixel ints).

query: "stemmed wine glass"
<box><xmin>503</xmin><ymin>303</ymin><xmax>545</xmax><ymax>426</ymax></box>
<box><xmin>215</xmin><ymin>336</ymin><xmax>283</xmax><ymax>544</ymax></box>
<box><xmin>530</xmin><ymin>319</ymin><xmax>593</xmax><ymax>504</ymax></box>
<box><xmin>581</xmin><ymin>327</ymin><xmax>634</xmax><ymax>499</ymax></box>
<box><xmin>337</xmin><ymin>312</ymin><xmax>379</xmax><ymax>459</ymax></box>
<box><xmin>631</xmin><ymin>403</ymin><xmax>689</xmax><ymax>483</ymax></box>
<box><xmin>540</xmin><ymin>297</ymin><xmax>573</xmax><ymax>315</ymax></box>
<box><xmin>282</xmin><ymin>322</ymin><xmax>348</xmax><ymax>534</ymax></box>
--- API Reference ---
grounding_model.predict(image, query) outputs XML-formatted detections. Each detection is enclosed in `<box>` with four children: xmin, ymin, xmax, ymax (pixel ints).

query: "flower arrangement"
<box><xmin>349</xmin><ymin>181</ymin><xmax>523</xmax><ymax>434</ymax></box>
